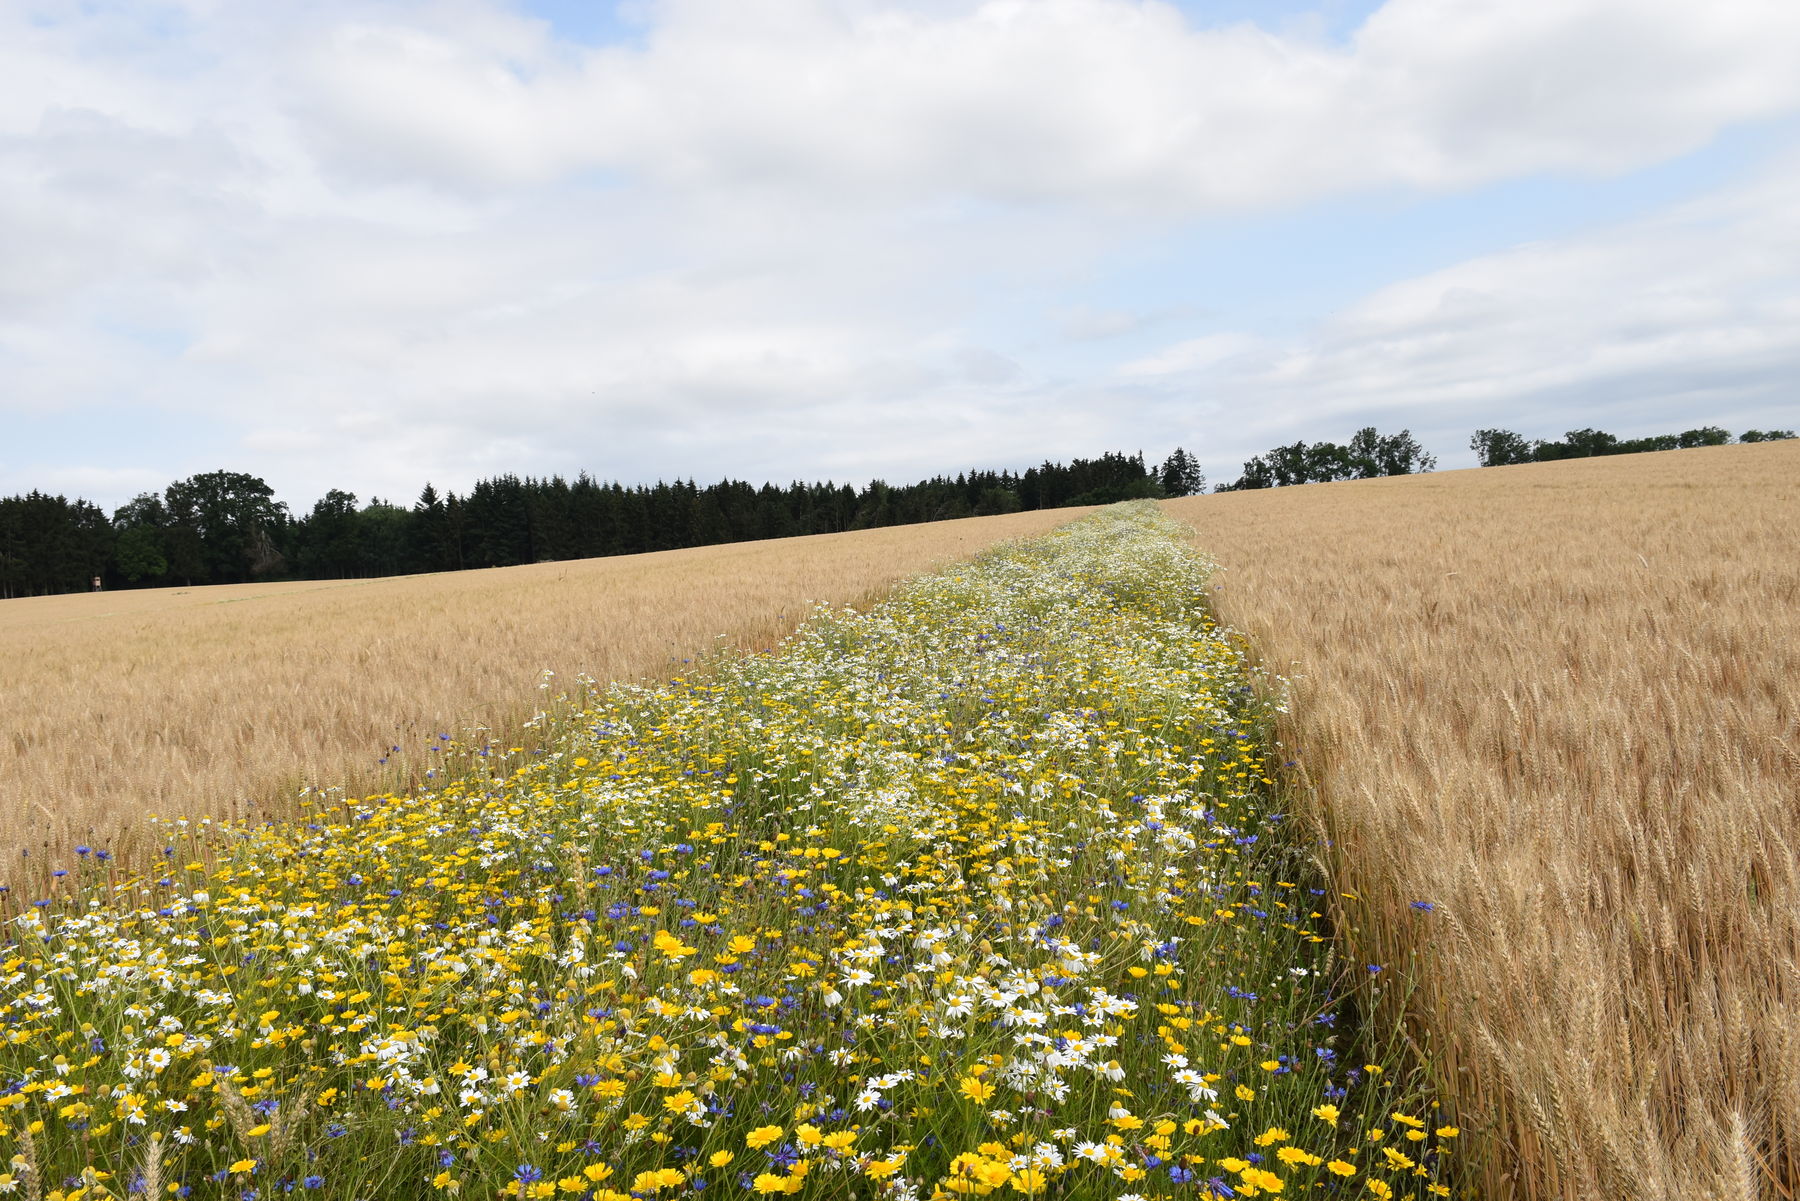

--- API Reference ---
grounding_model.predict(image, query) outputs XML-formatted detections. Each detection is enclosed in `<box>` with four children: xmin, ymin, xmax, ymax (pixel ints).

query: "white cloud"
<box><xmin>1125</xmin><ymin>153</ymin><xmax>1800</xmax><ymax>463</ymax></box>
<box><xmin>2</xmin><ymin>0</ymin><xmax>1799</xmax><ymax>508</ymax></box>
<box><xmin>1120</xmin><ymin>332</ymin><xmax>1262</xmax><ymax>377</ymax></box>
<box><xmin>271</xmin><ymin>0</ymin><xmax>1800</xmax><ymax>207</ymax></box>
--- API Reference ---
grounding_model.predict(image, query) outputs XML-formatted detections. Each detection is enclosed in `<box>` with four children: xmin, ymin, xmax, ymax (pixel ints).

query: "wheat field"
<box><xmin>1165</xmin><ymin>440</ymin><xmax>1800</xmax><ymax>1199</ymax></box>
<box><xmin>0</xmin><ymin>507</ymin><xmax>1085</xmax><ymax>886</ymax></box>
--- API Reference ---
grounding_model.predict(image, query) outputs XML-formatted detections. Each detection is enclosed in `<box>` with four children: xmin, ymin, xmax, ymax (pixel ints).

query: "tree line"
<box><xmin>1215</xmin><ymin>422</ymin><xmax>1793</xmax><ymax>489</ymax></box>
<box><xmin>5</xmin><ymin>420</ymin><xmax>1790</xmax><ymax>598</ymax></box>
<box><xmin>1215</xmin><ymin>427</ymin><xmax>1438</xmax><ymax>490</ymax></box>
<box><xmin>0</xmin><ymin>450</ymin><xmax>1207</xmax><ymax>598</ymax></box>
<box><xmin>1470</xmin><ymin>424</ymin><xmax>1795</xmax><ymax>466</ymax></box>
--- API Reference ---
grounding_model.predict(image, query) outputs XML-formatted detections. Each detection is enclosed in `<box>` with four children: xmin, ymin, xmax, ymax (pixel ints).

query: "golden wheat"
<box><xmin>1165</xmin><ymin>440</ymin><xmax>1800</xmax><ymax>1199</ymax></box>
<box><xmin>1</xmin><ymin>508</ymin><xmax>1084</xmax><ymax>885</ymax></box>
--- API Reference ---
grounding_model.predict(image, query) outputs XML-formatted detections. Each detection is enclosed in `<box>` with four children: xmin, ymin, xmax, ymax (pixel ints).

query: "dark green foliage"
<box><xmin>0</xmin><ymin>492</ymin><xmax>112</xmax><ymax>598</ymax></box>
<box><xmin>111</xmin><ymin>493</ymin><xmax>171</xmax><ymax>584</ymax></box>
<box><xmin>162</xmin><ymin>470</ymin><xmax>290</xmax><ymax>584</ymax></box>
<box><xmin>294</xmin><ymin>489</ymin><xmax>363</xmax><ymax>578</ymax></box>
<box><xmin>0</xmin><ymin>450</ymin><xmax>1178</xmax><ymax>596</ymax></box>
<box><xmin>1158</xmin><ymin>447</ymin><xmax>1206</xmax><ymax>497</ymax></box>
<box><xmin>1220</xmin><ymin>428</ymin><xmax>1437</xmax><ymax>490</ymax></box>
<box><xmin>1474</xmin><ymin>424</ymin><xmax>1772</xmax><ymax>466</ymax></box>
<box><xmin>1471</xmin><ymin>428</ymin><xmax>1536</xmax><ymax>466</ymax></box>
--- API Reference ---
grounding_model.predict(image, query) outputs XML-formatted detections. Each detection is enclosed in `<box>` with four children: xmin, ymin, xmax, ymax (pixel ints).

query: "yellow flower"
<box><xmin>1436</xmin><ymin>1126</ymin><xmax>1460</xmax><ymax>1138</ymax></box>
<box><xmin>1240</xmin><ymin>1166</ymin><xmax>1284</xmax><ymax>1193</ymax></box>
<box><xmin>747</xmin><ymin>1125</ymin><xmax>784</xmax><ymax>1149</ymax></box>
<box><xmin>958</xmin><ymin>1076</ymin><xmax>995</xmax><ymax>1105</ymax></box>
<box><xmin>864</xmin><ymin>1155</ymin><xmax>906</xmax><ymax>1180</ymax></box>
<box><xmin>709</xmin><ymin>1152</ymin><xmax>735</xmax><ymax>1168</ymax></box>
<box><xmin>647</xmin><ymin>1168</ymin><xmax>685</xmax><ymax>1189</ymax></box>
<box><xmin>653</xmin><ymin>930</ymin><xmax>697</xmax><ymax>961</ymax></box>
<box><xmin>1010</xmin><ymin>1168</ymin><xmax>1047</xmax><ymax>1193</ymax></box>
<box><xmin>245</xmin><ymin>1124</ymin><xmax>271</xmax><ymax>1137</ymax></box>
<box><xmin>581</xmin><ymin>1164</ymin><xmax>614</xmax><ymax>1182</ymax></box>
<box><xmin>1327</xmin><ymin>1161</ymin><xmax>1357</xmax><ymax>1177</ymax></box>
<box><xmin>1312</xmin><ymin>1103</ymin><xmax>1340</xmax><ymax>1123</ymax></box>
<box><xmin>228</xmin><ymin>1160</ymin><xmax>258</xmax><ymax>1174</ymax></box>
<box><xmin>1365</xmin><ymin>1181</ymin><xmax>1394</xmax><ymax>1200</ymax></box>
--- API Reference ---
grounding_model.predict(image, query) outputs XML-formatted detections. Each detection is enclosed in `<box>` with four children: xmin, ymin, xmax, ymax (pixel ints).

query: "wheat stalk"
<box><xmin>1167</xmin><ymin>440</ymin><xmax>1800</xmax><ymax>1198</ymax></box>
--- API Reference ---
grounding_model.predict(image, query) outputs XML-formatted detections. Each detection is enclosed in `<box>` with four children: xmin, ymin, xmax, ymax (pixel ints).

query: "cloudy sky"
<box><xmin>5</xmin><ymin>0</ymin><xmax>1799</xmax><ymax>513</ymax></box>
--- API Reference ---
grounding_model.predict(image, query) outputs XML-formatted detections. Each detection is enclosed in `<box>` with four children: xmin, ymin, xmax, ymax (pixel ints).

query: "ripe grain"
<box><xmin>1165</xmin><ymin>441</ymin><xmax>1800</xmax><ymax>1198</ymax></box>
<box><xmin>1</xmin><ymin>508</ymin><xmax>1084</xmax><ymax>884</ymax></box>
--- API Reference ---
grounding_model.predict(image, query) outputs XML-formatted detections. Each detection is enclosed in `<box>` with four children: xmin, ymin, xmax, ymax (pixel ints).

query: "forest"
<box><xmin>0</xmin><ymin>450</ymin><xmax>1200</xmax><ymax>597</ymax></box>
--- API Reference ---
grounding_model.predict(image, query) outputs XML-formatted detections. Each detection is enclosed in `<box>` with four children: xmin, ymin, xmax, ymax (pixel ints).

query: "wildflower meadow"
<box><xmin>1</xmin><ymin>504</ymin><xmax>1453</xmax><ymax>1200</ymax></box>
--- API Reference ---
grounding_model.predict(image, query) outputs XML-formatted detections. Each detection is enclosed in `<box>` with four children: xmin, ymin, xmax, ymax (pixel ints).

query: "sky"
<box><xmin>3</xmin><ymin>0</ymin><xmax>1799</xmax><ymax>514</ymax></box>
